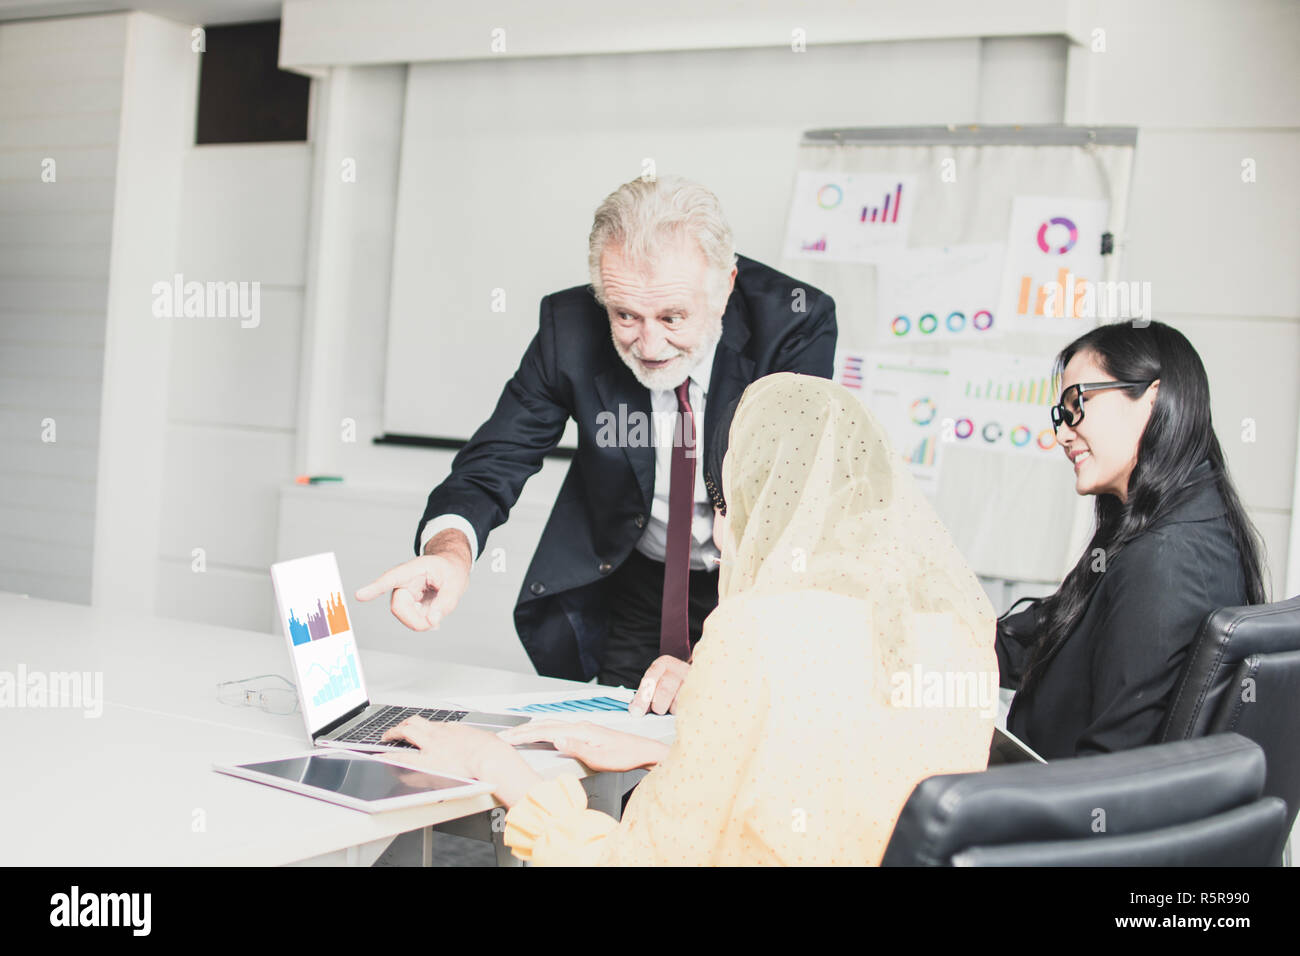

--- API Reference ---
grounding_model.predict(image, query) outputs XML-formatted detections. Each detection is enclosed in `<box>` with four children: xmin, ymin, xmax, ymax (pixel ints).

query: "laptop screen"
<box><xmin>270</xmin><ymin>552</ymin><xmax>369</xmax><ymax>735</ymax></box>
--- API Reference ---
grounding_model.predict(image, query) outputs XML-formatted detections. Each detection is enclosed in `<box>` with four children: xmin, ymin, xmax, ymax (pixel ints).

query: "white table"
<box><xmin>0</xmin><ymin>593</ymin><xmax>665</xmax><ymax>866</ymax></box>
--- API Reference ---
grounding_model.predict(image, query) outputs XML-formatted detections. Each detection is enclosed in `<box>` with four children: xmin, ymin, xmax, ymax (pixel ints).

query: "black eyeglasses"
<box><xmin>1050</xmin><ymin>381</ymin><xmax>1154</xmax><ymax>432</ymax></box>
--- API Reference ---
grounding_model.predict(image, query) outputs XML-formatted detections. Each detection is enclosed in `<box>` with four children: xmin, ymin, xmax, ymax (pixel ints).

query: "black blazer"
<box><xmin>997</xmin><ymin>461</ymin><xmax>1249</xmax><ymax>759</ymax></box>
<box><xmin>415</xmin><ymin>255</ymin><xmax>837</xmax><ymax>680</ymax></box>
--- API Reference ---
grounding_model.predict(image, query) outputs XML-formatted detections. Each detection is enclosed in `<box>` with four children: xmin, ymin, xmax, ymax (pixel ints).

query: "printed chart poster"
<box><xmin>835</xmin><ymin>349</ymin><xmax>950</xmax><ymax>488</ymax></box>
<box><xmin>270</xmin><ymin>552</ymin><xmax>367</xmax><ymax>730</ymax></box>
<box><xmin>784</xmin><ymin>171</ymin><xmax>917</xmax><ymax>263</ymax></box>
<box><xmin>999</xmin><ymin>196</ymin><xmax>1110</xmax><ymax>335</ymax></box>
<box><xmin>945</xmin><ymin>350</ymin><xmax>1063</xmax><ymax>458</ymax></box>
<box><xmin>875</xmin><ymin>243</ymin><xmax>1006</xmax><ymax>345</ymax></box>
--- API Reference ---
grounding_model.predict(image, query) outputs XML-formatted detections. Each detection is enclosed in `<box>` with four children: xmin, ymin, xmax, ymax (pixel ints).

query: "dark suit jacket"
<box><xmin>997</xmin><ymin>461</ymin><xmax>1249</xmax><ymax>758</ymax></box>
<box><xmin>414</xmin><ymin>254</ymin><xmax>837</xmax><ymax>679</ymax></box>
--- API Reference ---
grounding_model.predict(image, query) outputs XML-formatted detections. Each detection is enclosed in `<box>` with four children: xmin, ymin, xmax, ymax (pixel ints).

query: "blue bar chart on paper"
<box><xmin>507</xmin><ymin>696</ymin><xmax>630</xmax><ymax>714</ymax></box>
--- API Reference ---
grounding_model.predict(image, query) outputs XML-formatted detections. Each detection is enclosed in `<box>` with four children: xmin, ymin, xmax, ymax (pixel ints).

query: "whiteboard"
<box><xmin>380</xmin><ymin>39</ymin><xmax>991</xmax><ymax>441</ymax></box>
<box><xmin>776</xmin><ymin>128</ymin><xmax>1137</xmax><ymax>581</ymax></box>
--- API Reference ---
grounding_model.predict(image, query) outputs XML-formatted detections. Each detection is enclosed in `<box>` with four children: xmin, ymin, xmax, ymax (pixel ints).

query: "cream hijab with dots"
<box><xmin>716</xmin><ymin>372</ymin><xmax>996</xmax><ymax>697</ymax></box>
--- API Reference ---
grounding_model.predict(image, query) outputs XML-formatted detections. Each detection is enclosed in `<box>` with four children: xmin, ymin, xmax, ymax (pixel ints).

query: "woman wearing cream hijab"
<box><xmin>383</xmin><ymin>372</ymin><xmax>998</xmax><ymax>865</ymax></box>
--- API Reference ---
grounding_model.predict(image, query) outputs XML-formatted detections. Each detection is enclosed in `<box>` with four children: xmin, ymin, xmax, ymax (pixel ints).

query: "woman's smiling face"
<box><xmin>1054</xmin><ymin>349</ymin><xmax>1159</xmax><ymax>503</ymax></box>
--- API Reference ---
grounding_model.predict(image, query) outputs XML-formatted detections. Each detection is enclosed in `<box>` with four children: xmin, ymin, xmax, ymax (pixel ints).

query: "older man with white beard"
<box><xmin>357</xmin><ymin>175</ymin><xmax>837</xmax><ymax>692</ymax></box>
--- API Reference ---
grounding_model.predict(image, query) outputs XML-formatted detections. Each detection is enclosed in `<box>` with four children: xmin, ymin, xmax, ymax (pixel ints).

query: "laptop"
<box><xmin>271</xmin><ymin>552</ymin><xmax>529</xmax><ymax>753</ymax></box>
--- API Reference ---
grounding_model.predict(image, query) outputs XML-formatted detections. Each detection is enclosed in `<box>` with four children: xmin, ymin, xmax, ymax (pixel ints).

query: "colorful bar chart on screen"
<box><xmin>286</xmin><ymin>591</ymin><xmax>350</xmax><ymax>645</ymax></box>
<box><xmin>306</xmin><ymin>645</ymin><xmax>361</xmax><ymax>707</ymax></box>
<box><xmin>507</xmin><ymin>696</ymin><xmax>631</xmax><ymax>715</ymax></box>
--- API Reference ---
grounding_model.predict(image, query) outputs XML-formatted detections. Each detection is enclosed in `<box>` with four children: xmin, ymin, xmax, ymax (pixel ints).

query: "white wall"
<box><xmin>153</xmin><ymin>141</ymin><xmax>312</xmax><ymax>630</ymax></box>
<box><xmin>0</xmin><ymin>14</ymin><xmax>124</xmax><ymax>603</ymax></box>
<box><xmin>383</xmin><ymin>36</ymin><xmax>997</xmax><ymax>442</ymax></box>
<box><xmin>281</xmin><ymin>0</ymin><xmax>1082</xmax><ymax>68</ymax></box>
<box><xmin>92</xmin><ymin>11</ymin><xmax>197</xmax><ymax>609</ymax></box>
<box><xmin>1066</xmin><ymin>0</ymin><xmax>1299</xmax><ymax>601</ymax></box>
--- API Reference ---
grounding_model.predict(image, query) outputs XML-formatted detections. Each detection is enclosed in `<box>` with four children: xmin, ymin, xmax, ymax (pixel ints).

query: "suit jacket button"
<box><xmin>634</xmin><ymin>514</ymin><xmax>646</xmax><ymax>529</ymax></box>
<box><xmin>530</xmin><ymin>582</ymin><xmax>545</xmax><ymax>595</ymax></box>
<box><xmin>598</xmin><ymin>562</ymin><xmax>613</xmax><ymax>574</ymax></box>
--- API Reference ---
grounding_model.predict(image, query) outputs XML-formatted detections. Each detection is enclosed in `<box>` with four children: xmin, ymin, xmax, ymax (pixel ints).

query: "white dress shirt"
<box><xmin>633</xmin><ymin>339</ymin><xmax>721</xmax><ymax>571</ymax></box>
<box><xmin>420</xmin><ymin>340</ymin><xmax>721</xmax><ymax>573</ymax></box>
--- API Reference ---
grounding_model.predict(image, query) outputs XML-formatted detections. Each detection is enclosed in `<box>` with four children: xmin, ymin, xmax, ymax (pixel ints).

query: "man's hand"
<box><xmin>354</xmin><ymin>529</ymin><xmax>473</xmax><ymax>631</ymax></box>
<box><xmin>628</xmin><ymin>655</ymin><xmax>691</xmax><ymax>715</ymax></box>
<box><xmin>497</xmin><ymin>720</ymin><xmax>669</xmax><ymax>772</ymax></box>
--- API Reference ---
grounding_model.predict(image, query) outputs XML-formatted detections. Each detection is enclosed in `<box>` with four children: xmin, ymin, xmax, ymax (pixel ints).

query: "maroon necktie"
<box><xmin>659</xmin><ymin>380</ymin><xmax>696</xmax><ymax>661</ymax></box>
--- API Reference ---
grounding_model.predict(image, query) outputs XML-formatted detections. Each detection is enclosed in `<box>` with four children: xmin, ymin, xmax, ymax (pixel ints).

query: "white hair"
<box><xmin>588</xmin><ymin>175</ymin><xmax>737</xmax><ymax>312</ymax></box>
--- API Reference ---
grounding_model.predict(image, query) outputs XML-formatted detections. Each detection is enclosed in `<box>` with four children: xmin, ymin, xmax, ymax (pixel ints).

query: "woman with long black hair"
<box><xmin>997</xmin><ymin>320</ymin><xmax>1267</xmax><ymax>758</ymax></box>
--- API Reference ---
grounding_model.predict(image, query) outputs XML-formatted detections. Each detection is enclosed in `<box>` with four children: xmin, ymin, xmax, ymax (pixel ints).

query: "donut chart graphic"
<box><xmin>910</xmin><ymin>397</ymin><xmax>936</xmax><ymax>426</ymax></box>
<box><xmin>887</xmin><ymin>309</ymin><xmax>993</xmax><ymax>337</ymax></box>
<box><xmin>952</xmin><ymin>419</ymin><xmax>1058</xmax><ymax>452</ymax></box>
<box><xmin>817</xmin><ymin>184</ymin><xmax>843</xmax><ymax>209</ymax></box>
<box><xmin>1036</xmin><ymin>216</ymin><xmax>1078</xmax><ymax>255</ymax></box>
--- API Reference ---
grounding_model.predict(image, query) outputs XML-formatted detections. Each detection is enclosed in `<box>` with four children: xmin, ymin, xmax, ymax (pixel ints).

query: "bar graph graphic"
<box><xmin>963</xmin><ymin>375</ymin><xmax>1055</xmax><ymax>406</ymax></box>
<box><xmin>507</xmin><ymin>696</ymin><xmax>630</xmax><ymax>715</ymax></box>
<box><xmin>908</xmin><ymin>435</ymin><xmax>937</xmax><ymax>467</ymax></box>
<box><xmin>305</xmin><ymin>645</ymin><xmax>361</xmax><ymax>707</ymax></box>
<box><xmin>860</xmin><ymin>182</ymin><xmax>904</xmax><ymax>223</ymax></box>
<box><xmin>287</xmin><ymin>591</ymin><xmax>350</xmax><ymax>645</ymax></box>
<box><xmin>946</xmin><ymin>352</ymin><xmax>1062</xmax><ymax>457</ymax></box>
<box><xmin>784</xmin><ymin>172</ymin><xmax>915</xmax><ymax>263</ymax></box>
<box><xmin>839</xmin><ymin>354</ymin><xmax>864</xmax><ymax>389</ymax></box>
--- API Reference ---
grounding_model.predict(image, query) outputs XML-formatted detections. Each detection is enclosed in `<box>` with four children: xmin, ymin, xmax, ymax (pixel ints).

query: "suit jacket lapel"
<box><xmin>594</xmin><ymin>361</ymin><xmax>655</xmax><ymax>511</ymax></box>
<box><xmin>704</xmin><ymin>291</ymin><xmax>755</xmax><ymax>472</ymax></box>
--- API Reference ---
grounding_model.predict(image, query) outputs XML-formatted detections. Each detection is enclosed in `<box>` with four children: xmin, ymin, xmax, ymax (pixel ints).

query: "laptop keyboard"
<box><xmin>337</xmin><ymin>706</ymin><xmax>469</xmax><ymax>747</ymax></box>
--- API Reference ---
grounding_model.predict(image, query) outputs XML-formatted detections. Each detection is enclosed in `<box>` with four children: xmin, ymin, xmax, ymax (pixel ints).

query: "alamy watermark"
<box><xmin>595</xmin><ymin>404</ymin><xmax>699</xmax><ymax>457</ymax></box>
<box><xmin>889</xmin><ymin>664</ymin><xmax>1000</xmax><ymax>718</ymax></box>
<box><xmin>50</xmin><ymin>886</ymin><xmax>150</xmax><ymax>936</ymax></box>
<box><xmin>1035</xmin><ymin>275</ymin><xmax>1154</xmax><ymax>326</ymax></box>
<box><xmin>0</xmin><ymin>664</ymin><xmax>102</xmax><ymax>717</ymax></box>
<box><xmin>152</xmin><ymin>273</ymin><xmax>260</xmax><ymax>328</ymax></box>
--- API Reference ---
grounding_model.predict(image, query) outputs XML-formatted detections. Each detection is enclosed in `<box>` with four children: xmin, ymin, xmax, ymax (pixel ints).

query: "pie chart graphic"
<box><xmin>1036</xmin><ymin>216</ymin><xmax>1078</xmax><ymax>255</ymax></box>
<box><xmin>817</xmin><ymin>183</ymin><xmax>844</xmax><ymax>209</ymax></box>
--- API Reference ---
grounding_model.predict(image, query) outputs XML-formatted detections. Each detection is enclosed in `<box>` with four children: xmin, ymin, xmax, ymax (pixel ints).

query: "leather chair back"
<box><xmin>882</xmin><ymin>734</ymin><xmax>1286</xmax><ymax>866</ymax></box>
<box><xmin>1158</xmin><ymin>596</ymin><xmax>1300</xmax><ymax>844</ymax></box>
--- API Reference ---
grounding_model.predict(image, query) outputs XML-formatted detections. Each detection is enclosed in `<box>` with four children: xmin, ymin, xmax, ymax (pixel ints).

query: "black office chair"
<box><xmin>1156</xmin><ymin>595</ymin><xmax>1300</xmax><ymax>863</ymax></box>
<box><xmin>881</xmin><ymin>734</ymin><xmax>1287</xmax><ymax>866</ymax></box>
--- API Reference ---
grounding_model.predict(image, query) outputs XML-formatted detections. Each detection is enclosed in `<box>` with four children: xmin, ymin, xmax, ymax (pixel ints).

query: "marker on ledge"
<box><xmin>295</xmin><ymin>475</ymin><xmax>344</xmax><ymax>485</ymax></box>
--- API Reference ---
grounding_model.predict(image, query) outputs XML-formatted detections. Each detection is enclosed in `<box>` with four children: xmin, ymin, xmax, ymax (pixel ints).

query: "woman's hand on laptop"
<box><xmin>628</xmin><ymin>655</ymin><xmax>691</xmax><ymax>715</ymax></box>
<box><xmin>496</xmin><ymin>720</ymin><xmax>669</xmax><ymax>773</ymax></box>
<box><xmin>354</xmin><ymin>530</ymin><xmax>472</xmax><ymax>631</ymax></box>
<box><xmin>379</xmin><ymin>717</ymin><xmax>542</xmax><ymax>809</ymax></box>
